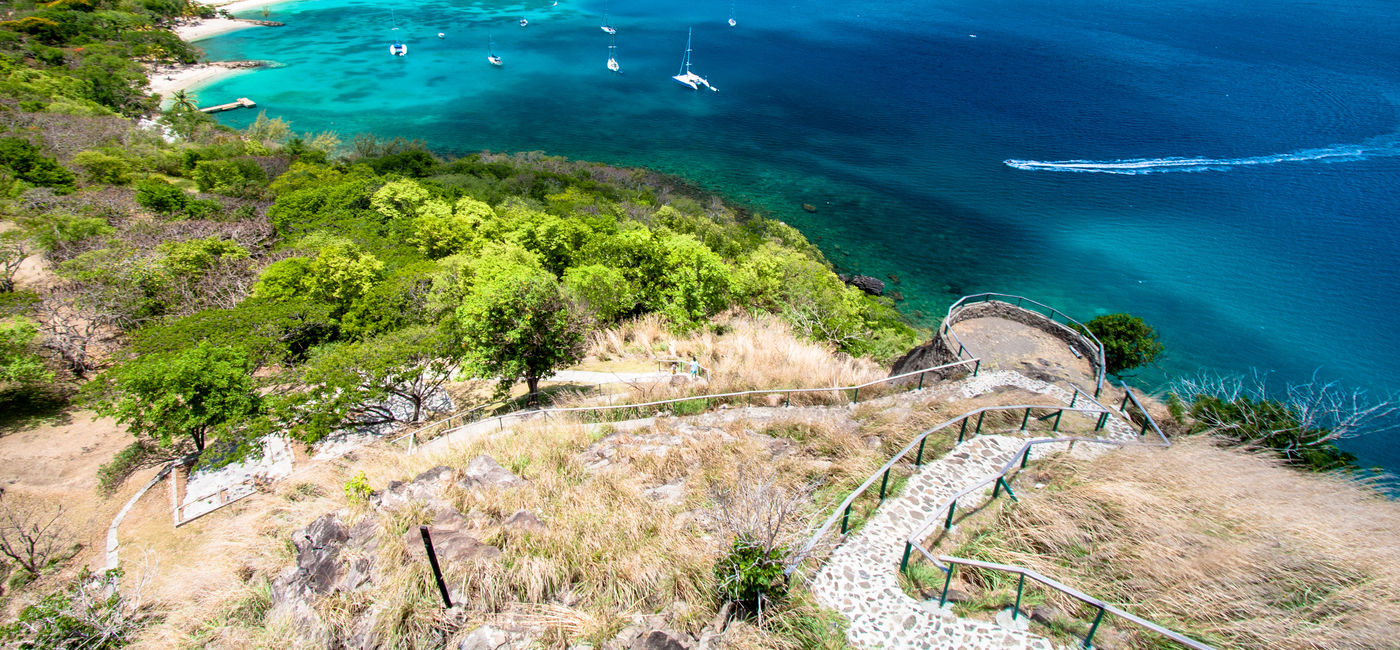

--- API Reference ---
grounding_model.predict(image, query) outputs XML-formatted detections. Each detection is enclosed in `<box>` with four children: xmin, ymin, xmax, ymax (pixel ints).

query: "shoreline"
<box><xmin>150</xmin><ymin>0</ymin><xmax>300</xmax><ymax>100</ymax></box>
<box><xmin>147</xmin><ymin>61</ymin><xmax>267</xmax><ymax>103</ymax></box>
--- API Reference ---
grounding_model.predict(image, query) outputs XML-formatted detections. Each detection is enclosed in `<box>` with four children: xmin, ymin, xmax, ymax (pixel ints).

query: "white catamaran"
<box><xmin>672</xmin><ymin>28</ymin><xmax>716</xmax><ymax>91</ymax></box>
<box><xmin>607</xmin><ymin>35</ymin><xmax>620</xmax><ymax>72</ymax></box>
<box><xmin>388</xmin><ymin>9</ymin><xmax>407</xmax><ymax>55</ymax></box>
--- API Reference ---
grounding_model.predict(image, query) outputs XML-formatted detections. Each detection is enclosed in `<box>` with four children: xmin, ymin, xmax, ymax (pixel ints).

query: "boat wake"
<box><xmin>1005</xmin><ymin>133</ymin><xmax>1400</xmax><ymax>175</ymax></box>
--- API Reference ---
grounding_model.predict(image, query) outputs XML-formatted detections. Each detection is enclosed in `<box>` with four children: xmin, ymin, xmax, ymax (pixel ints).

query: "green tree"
<box><xmin>0</xmin><ymin>137</ymin><xmax>76</xmax><ymax>193</ymax></box>
<box><xmin>1081</xmin><ymin>313</ymin><xmax>1164</xmax><ymax>375</ymax></box>
<box><xmin>278</xmin><ymin>325</ymin><xmax>463</xmax><ymax>443</ymax></box>
<box><xmin>134</xmin><ymin>178</ymin><xmax>188</xmax><ymax>215</ymax></box>
<box><xmin>454</xmin><ymin>255</ymin><xmax>588</xmax><ymax>398</ymax></box>
<box><xmin>71</xmin><ymin>150</ymin><xmax>131</xmax><ymax>185</ymax></box>
<box><xmin>562</xmin><ymin>264</ymin><xmax>638</xmax><ymax>322</ymax></box>
<box><xmin>169</xmin><ymin>88</ymin><xmax>197</xmax><ymax>111</ymax></box>
<box><xmin>88</xmin><ymin>343</ymin><xmax>261</xmax><ymax>455</ymax></box>
<box><xmin>1</xmin><ymin>231</ymin><xmax>31</xmax><ymax>292</ymax></box>
<box><xmin>659</xmin><ymin>233</ymin><xmax>733</xmax><ymax>325</ymax></box>
<box><xmin>0</xmin><ymin>317</ymin><xmax>53</xmax><ymax>389</ymax></box>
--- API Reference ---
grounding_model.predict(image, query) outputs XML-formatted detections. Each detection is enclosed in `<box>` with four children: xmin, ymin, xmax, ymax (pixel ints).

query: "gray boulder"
<box><xmin>404</xmin><ymin>526</ymin><xmax>502</xmax><ymax>564</ymax></box>
<box><xmin>848</xmin><ymin>275</ymin><xmax>885</xmax><ymax>296</ymax></box>
<box><xmin>630</xmin><ymin>630</ymin><xmax>691</xmax><ymax>650</ymax></box>
<box><xmin>458</xmin><ymin>455</ymin><xmax>526</xmax><ymax>488</ymax></box>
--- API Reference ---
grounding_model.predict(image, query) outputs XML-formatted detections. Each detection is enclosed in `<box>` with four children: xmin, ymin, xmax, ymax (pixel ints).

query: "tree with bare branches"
<box><xmin>1172</xmin><ymin>370</ymin><xmax>1400</xmax><ymax>471</ymax></box>
<box><xmin>707</xmin><ymin>464</ymin><xmax>817</xmax><ymax>619</ymax></box>
<box><xmin>0</xmin><ymin>231</ymin><xmax>31</xmax><ymax>293</ymax></box>
<box><xmin>0</xmin><ymin>492</ymin><xmax>73</xmax><ymax>578</ymax></box>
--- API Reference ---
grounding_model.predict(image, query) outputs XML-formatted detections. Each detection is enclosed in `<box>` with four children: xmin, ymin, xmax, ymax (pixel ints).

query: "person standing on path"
<box><xmin>689</xmin><ymin>356</ymin><xmax>700</xmax><ymax>378</ymax></box>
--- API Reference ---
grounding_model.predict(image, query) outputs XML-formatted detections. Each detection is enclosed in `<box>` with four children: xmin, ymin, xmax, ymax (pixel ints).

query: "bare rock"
<box><xmin>642</xmin><ymin>481</ymin><xmax>686</xmax><ymax>505</ymax></box>
<box><xmin>405</xmin><ymin>526</ymin><xmax>502</xmax><ymax>564</ymax></box>
<box><xmin>1029</xmin><ymin>604</ymin><xmax>1060</xmax><ymax>625</ymax></box>
<box><xmin>630</xmin><ymin>630</ymin><xmax>690</xmax><ymax>650</ymax></box>
<box><xmin>848</xmin><ymin>275</ymin><xmax>885</xmax><ymax>296</ymax></box>
<box><xmin>459</xmin><ymin>455</ymin><xmax>525</xmax><ymax>488</ymax></box>
<box><xmin>459</xmin><ymin>625</ymin><xmax>511</xmax><ymax>650</ymax></box>
<box><xmin>293</xmin><ymin>513</ymin><xmax>350</xmax><ymax>594</ymax></box>
<box><xmin>502</xmin><ymin>509</ymin><xmax>546</xmax><ymax>531</ymax></box>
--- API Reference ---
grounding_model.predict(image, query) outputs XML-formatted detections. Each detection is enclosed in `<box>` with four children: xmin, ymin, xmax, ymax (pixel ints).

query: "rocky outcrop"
<box><xmin>888</xmin><ymin>338</ymin><xmax>959</xmax><ymax>385</ymax></box>
<box><xmin>848</xmin><ymin>274</ymin><xmax>885</xmax><ymax>296</ymax></box>
<box><xmin>270</xmin><ymin>457</ymin><xmax>526</xmax><ymax>649</ymax></box>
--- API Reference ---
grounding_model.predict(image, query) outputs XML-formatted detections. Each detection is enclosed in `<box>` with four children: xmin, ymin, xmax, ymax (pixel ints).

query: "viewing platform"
<box><xmin>199</xmin><ymin>97</ymin><xmax>256</xmax><ymax>113</ymax></box>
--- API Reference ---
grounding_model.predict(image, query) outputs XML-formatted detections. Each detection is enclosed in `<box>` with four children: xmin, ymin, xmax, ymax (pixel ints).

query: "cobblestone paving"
<box><xmin>810</xmin><ymin>370</ymin><xmax>1138</xmax><ymax>649</ymax></box>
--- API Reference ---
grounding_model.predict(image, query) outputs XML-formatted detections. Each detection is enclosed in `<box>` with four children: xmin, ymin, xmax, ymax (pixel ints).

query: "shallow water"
<box><xmin>198</xmin><ymin>0</ymin><xmax>1400</xmax><ymax>470</ymax></box>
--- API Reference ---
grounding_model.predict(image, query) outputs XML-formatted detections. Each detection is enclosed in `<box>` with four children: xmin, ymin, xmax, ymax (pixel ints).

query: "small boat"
<box><xmin>600</xmin><ymin>0</ymin><xmax>616</xmax><ymax>34</ymax></box>
<box><xmin>519</xmin><ymin>16</ymin><xmax>528</xmax><ymax>27</ymax></box>
<box><xmin>672</xmin><ymin>27</ymin><xmax>716</xmax><ymax>91</ymax></box>
<box><xmin>438</xmin><ymin>32</ymin><xmax>445</xmax><ymax>38</ymax></box>
<box><xmin>727</xmin><ymin>0</ymin><xmax>736</xmax><ymax>26</ymax></box>
<box><xmin>487</xmin><ymin>34</ymin><xmax>503</xmax><ymax>66</ymax></box>
<box><xmin>607</xmin><ymin>35</ymin><xmax>620</xmax><ymax>72</ymax></box>
<box><xmin>389</xmin><ymin>41</ymin><xmax>407</xmax><ymax>56</ymax></box>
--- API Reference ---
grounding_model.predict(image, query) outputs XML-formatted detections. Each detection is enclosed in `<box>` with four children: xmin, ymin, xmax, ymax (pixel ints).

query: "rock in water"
<box><xmin>849</xmin><ymin>274</ymin><xmax>885</xmax><ymax>296</ymax></box>
<box><xmin>801</xmin><ymin>203</ymin><xmax>817</xmax><ymax>213</ymax></box>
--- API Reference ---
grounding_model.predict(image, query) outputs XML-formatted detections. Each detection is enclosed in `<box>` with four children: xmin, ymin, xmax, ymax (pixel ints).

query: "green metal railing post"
<box><xmin>1021</xmin><ymin>447</ymin><xmax>1031</xmax><ymax>468</ymax></box>
<box><xmin>975</xmin><ymin>411</ymin><xmax>985</xmax><ymax>434</ymax></box>
<box><xmin>958</xmin><ymin>417</ymin><xmax>968</xmax><ymax>443</ymax></box>
<box><xmin>1070</xmin><ymin>391</ymin><xmax>1078</xmax><ymax>408</ymax></box>
<box><xmin>1052</xmin><ymin>410</ymin><xmax>1063</xmax><ymax>432</ymax></box>
<box><xmin>939</xmin><ymin>565</ymin><xmax>955</xmax><ymax>607</ymax></box>
<box><xmin>992</xmin><ymin>475</ymin><xmax>1004</xmax><ymax>498</ymax></box>
<box><xmin>918</xmin><ymin>372</ymin><xmax>925</xmax><ymax>390</ymax></box>
<box><xmin>1120</xmin><ymin>392</ymin><xmax>1129</xmax><ymax>411</ymax></box>
<box><xmin>1020</xmin><ymin>408</ymin><xmax>1031</xmax><ymax>430</ymax></box>
<box><xmin>899</xmin><ymin>542</ymin><xmax>913</xmax><ymax>573</ymax></box>
<box><xmin>944</xmin><ymin>500</ymin><xmax>957</xmax><ymax>530</ymax></box>
<box><xmin>997</xmin><ymin>476</ymin><xmax>1018</xmax><ymax>501</ymax></box>
<box><xmin>852</xmin><ymin>388</ymin><xmax>860</xmax><ymax>404</ymax></box>
<box><xmin>1094</xmin><ymin>383</ymin><xmax>1102</xmax><ymax>399</ymax></box>
<box><xmin>784</xmin><ymin>394</ymin><xmax>790</xmax><ymax>407</ymax></box>
<box><xmin>878</xmin><ymin>467</ymin><xmax>891</xmax><ymax>500</ymax></box>
<box><xmin>915</xmin><ymin>436</ymin><xmax>927</xmax><ymax>466</ymax></box>
<box><xmin>973</xmin><ymin>359</ymin><xmax>981</xmax><ymax>376</ymax></box>
<box><xmin>1096</xmin><ymin>412</ymin><xmax>1108</xmax><ymax>430</ymax></box>
<box><xmin>840</xmin><ymin>505</ymin><xmax>851</xmax><ymax>534</ymax></box>
<box><xmin>1083</xmin><ymin>606</ymin><xmax>1107</xmax><ymax>648</ymax></box>
<box><xmin>1012</xmin><ymin>573</ymin><xmax>1026</xmax><ymax>620</ymax></box>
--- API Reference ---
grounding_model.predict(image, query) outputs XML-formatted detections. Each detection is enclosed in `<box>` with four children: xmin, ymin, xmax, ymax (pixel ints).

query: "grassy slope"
<box><xmin>937</xmin><ymin>437</ymin><xmax>1400</xmax><ymax>649</ymax></box>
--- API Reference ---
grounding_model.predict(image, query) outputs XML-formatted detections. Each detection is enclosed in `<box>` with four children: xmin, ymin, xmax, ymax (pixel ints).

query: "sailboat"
<box><xmin>487</xmin><ymin>34</ymin><xmax>503</xmax><ymax>66</ymax></box>
<box><xmin>672</xmin><ymin>27</ymin><xmax>716</xmax><ymax>91</ymax></box>
<box><xmin>606</xmin><ymin>35</ymin><xmax>620</xmax><ymax>73</ymax></box>
<box><xmin>519</xmin><ymin>16</ymin><xmax>528</xmax><ymax>27</ymax></box>
<box><xmin>600</xmin><ymin>0</ymin><xmax>616</xmax><ymax>34</ymax></box>
<box><xmin>388</xmin><ymin>9</ymin><xmax>407</xmax><ymax>55</ymax></box>
<box><xmin>727</xmin><ymin>0</ymin><xmax>736</xmax><ymax>27</ymax></box>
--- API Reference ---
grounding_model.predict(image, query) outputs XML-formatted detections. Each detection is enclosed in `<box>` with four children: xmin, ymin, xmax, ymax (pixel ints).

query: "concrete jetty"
<box><xmin>199</xmin><ymin>97</ymin><xmax>256</xmax><ymax>113</ymax></box>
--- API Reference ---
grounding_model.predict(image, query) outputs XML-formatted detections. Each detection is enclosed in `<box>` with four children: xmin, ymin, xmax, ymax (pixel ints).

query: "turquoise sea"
<box><xmin>196</xmin><ymin>0</ymin><xmax>1400</xmax><ymax>470</ymax></box>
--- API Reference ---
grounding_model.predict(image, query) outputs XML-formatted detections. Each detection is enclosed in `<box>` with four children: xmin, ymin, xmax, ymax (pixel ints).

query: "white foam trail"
<box><xmin>1005</xmin><ymin>133</ymin><xmax>1400</xmax><ymax>174</ymax></box>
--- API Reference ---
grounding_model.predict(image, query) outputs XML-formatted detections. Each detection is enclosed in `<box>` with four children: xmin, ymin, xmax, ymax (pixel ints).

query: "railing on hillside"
<box><xmin>788</xmin><ymin>379</ymin><xmax>1202</xmax><ymax>648</ymax></box>
<box><xmin>787</xmin><ymin>400</ymin><xmax>1115</xmax><ymax>577</ymax></box>
<box><xmin>1119</xmin><ymin>381</ymin><xmax>1170</xmax><ymax>446</ymax></box>
<box><xmin>943</xmin><ymin>293</ymin><xmax>1107</xmax><ymax>398</ymax></box>
<box><xmin>387</xmin><ymin>358</ymin><xmax>981</xmax><ymax>452</ymax></box>
<box><xmin>929</xmin><ymin>557</ymin><xmax>1214</xmax><ymax>650</ymax></box>
<box><xmin>894</xmin><ymin>389</ymin><xmax>1197</xmax><ymax>648</ymax></box>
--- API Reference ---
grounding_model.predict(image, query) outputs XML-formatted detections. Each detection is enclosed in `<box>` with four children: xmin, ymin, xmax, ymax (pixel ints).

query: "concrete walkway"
<box><xmin>808</xmin><ymin>370</ymin><xmax>1137</xmax><ymax>648</ymax></box>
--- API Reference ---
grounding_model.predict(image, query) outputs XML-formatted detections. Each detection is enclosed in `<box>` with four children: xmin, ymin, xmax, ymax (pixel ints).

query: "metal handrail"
<box><xmin>787</xmin><ymin>400</ymin><xmax>1114</xmax><ymax>575</ymax></box>
<box><xmin>396</xmin><ymin>358</ymin><xmax>981</xmax><ymax>452</ymax></box>
<box><xmin>932</xmin><ymin>557</ymin><xmax>1215</xmax><ymax>650</ymax></box>
<box><xmin>1120</xmin><ymin>382</ymin><xmax>1170</xmax><ymax>446</ymax></box>
<box><xmin>942</xmin><ymin>293</ymin><xmax>1107</xmax><ymax>397</ymax></box>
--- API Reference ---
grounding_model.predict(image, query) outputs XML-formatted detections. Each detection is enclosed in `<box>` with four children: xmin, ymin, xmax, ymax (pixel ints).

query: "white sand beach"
<box><xmin>147</xmin><ymin>61</ymin><xmax>262</xmax><ymax>104</ymax></box>
<box><xmin>175</xmin><ymin>0</ymin><xmax>303</xmax><ymax>41</ymax></box>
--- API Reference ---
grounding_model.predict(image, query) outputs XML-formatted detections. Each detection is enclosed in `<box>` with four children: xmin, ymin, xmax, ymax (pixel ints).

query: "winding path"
<box><xmin>808</xmin><ymin>369</ymin><xmax>1138</xmax><ymax>648</ymax></box>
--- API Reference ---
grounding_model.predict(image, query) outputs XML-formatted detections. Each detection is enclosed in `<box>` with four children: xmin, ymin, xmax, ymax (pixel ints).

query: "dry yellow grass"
<box><xmin>946</xmin><ymin>437</ymin><xmax>1400</xmax><ymax>649</ymax></box>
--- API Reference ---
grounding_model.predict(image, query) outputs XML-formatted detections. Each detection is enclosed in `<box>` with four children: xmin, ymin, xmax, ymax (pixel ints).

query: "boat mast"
<box><xmin>679</xmin><ymin>27</ymin><xmax>693</xmax><ymax>75</ymax></box>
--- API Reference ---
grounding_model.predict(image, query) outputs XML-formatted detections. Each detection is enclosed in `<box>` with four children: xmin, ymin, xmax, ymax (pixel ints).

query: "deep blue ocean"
<box><xmin>195</xmin><ymin>0</ymin><xmax>1400</xmax><ymax>470</ymax></box>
